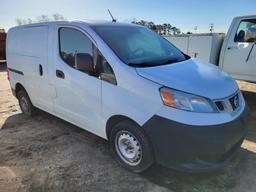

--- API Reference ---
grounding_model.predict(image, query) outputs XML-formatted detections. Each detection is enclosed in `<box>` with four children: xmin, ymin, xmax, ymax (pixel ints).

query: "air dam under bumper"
<box><xmin>142</xmin><ymin>105</ymin><xmax>249</xmax><ymax>172</ymax></box>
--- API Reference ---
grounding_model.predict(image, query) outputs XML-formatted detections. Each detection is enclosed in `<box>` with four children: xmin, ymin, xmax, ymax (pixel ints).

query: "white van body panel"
<box><xmin>6</xmin><ymin>20</ymin><xmax>249</xmax><ymax>173</ymax></box>
<box><xmin>6</xmin><ymin>22</ymin><xmax>163</xmax><ymax>139</ymax></box>
<box><xmin>48</xmin><ymin>24</ymin><xmax>101</xmax><ymax>136</ymax></box>
<box><xmin>101</xmin><ymin>63</ymin><xmax>163</xmax><ymax>128</ymax></box>
<box><xmin>136</xmin><ymin>59</ymin><xmax>238</xmax><ymax>99</ymax></box>
<box><xmin>47</xmin><ymin>23</ymin><xmax>163</xmax><ymax>138</ymax></box>
<box><xmin>7</xmin><ymin>25</ymin><xmax>56</xmax><ymax>113</ymax></box>
<box><xmin>7</xmin><ymin>21</ymin><xmax>245</xmax><ymax>141</ymax></box>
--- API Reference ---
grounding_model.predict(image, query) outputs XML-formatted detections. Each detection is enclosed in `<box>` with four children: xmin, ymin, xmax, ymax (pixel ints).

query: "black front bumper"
<box><xmin>142</xmin><ymin>105</ymin><xmax>249</xmax><ymax>172</ymax></box>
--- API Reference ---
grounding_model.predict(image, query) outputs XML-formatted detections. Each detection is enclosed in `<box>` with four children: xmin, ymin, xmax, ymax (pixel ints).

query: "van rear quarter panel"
<box><xmin>7</xmin><ymin>25</ymin><xmax>49</xmax><ymax>105</ymax></box>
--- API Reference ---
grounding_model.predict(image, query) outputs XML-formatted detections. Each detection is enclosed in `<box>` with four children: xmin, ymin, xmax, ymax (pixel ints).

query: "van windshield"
<box><xmin>92</xmin><ymin>25</ymin><xmax>189</xmax><ymax>67</ymax></box>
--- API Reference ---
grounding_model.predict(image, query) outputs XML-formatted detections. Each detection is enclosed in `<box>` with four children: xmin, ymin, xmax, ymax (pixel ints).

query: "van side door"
<box><xmin>8</xmin><ymin>26</ymin><xmax>55</xmax><ymax>113</ymax></box>
<box><xmin>221</xmin><ymin>17</ymin><xmax>256</xmax><ymax>81</ymax></box>
<box><xmin>53</xmin><ymin>26</ymin><xmax>102</xmax><ymax>135</ymax></box>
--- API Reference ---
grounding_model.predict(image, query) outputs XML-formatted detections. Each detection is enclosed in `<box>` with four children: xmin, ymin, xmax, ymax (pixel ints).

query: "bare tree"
<box><xmin>16</xmin><ymin>14</ymin><xmax>66</xmax><ymax>25</ymax></box>
<box><xmin>52</xmin><ymin>13</ymin><xmax>65</xmax><ymax>21</ymax></box>
<box><xmin>16</xmin><ymin>19</ymin><xmax>23</xmax><ymax>26</ymax></box>
<box><xmin>166</xmin><ymin>24</ymin><xmax>172</xmax><ymax>35</ymax></box>
<box><xmin>27</xmin><ymin>18</ymin><xmax>32</xmax><ymax>24</ymax></box>
<box><xmin>36</xmin><ymin>15</ymin><xmax>50</xmax><ymax>22</ymax></box>
<box><xmin>209</xmin><ymin>23</ymin><xmax>214</xmax><ymax>33</ymax></box>
<box><xmin>131</xmin><ymin>19</ymin><xmax>181</xmax><ymax>35</ymax></box>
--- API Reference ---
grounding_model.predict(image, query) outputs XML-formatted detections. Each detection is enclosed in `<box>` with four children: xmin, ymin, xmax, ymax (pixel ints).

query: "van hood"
<box><xmin>135</xmin><ymin>59</ymin><xmax>238</xmax><ymax>99</ymax></box>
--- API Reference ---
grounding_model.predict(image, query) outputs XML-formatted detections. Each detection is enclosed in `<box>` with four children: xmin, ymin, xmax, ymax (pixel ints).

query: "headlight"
<box><xmin>160</xmin><ymin>87</ymin><xmax>217</xmax><ymax>113</ymax></box>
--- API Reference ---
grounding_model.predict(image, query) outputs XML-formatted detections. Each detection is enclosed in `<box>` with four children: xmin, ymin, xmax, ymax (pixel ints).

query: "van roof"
<box><xmin>85</xmin><ymin>20</ymin><xmax>139</xmax><ymax>28</ymax></box>
<box><xmin>9</xmin><ymin>20</ymin><xmax>140</xmax><ymax>31</ymax></box>
<box><xmin>234</xmin><ymin>15</ymin><xmax>256</xmax><ymax>20</ymax></box>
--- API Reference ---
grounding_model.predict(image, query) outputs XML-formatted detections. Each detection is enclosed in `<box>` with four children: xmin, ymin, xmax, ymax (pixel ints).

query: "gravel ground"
<box><xmin>0</xmin><ymin>64</ymin><xmax>256</xmax><ymax>192</ymax></box>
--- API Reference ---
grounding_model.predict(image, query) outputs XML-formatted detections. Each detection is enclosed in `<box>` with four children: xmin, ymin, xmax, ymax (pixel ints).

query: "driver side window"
<box><xmin>59</xmin><ymin>27</ymin><xmax>117</xmax><ymax>84</ymax></box>
<box><xmin>59</xmin><ymin>27</ymin><xmax>94</xmax><ymax>70</ymax></box>
<box><xmin>234</xmin><ymin>19</ymin><xmax>256</xmax><ymax>43</ymax></box>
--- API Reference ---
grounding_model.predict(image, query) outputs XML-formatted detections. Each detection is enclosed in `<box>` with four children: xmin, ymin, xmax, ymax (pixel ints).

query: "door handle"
<box><xmin>227</xmin><ymin>46</ymin><xmax>238</xmax><ymax>50</ymax></box>
<box><xmin>39</xmin><ymin>64</ymin><xmax>43</xmax><ymax>76</ymax></box>
<box><xmin>56</xmin><ymin>70</ymin><xmax>65</xmax><ymax>79</ymax></box>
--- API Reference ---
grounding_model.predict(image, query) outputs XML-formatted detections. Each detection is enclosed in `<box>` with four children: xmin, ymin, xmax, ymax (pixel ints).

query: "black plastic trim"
<box><xmin>8</xmin><ymin>68</ymin><xmax>24</xmax><ymax>75</ymax></box>
<box><xmin>142</xmin><ymin>104</ymin><xmax>250</xmax><ymax>172</ymax></box>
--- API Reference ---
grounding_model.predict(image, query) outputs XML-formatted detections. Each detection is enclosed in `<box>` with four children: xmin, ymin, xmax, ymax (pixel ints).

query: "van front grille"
<box><xmin>229</xmin><ymin>94</ymin><xmax>239</xmax><ymax>111</ymax></box>
<box><xmin>214</xmin><ymin>92</ymin><xmax>241</xmax><ymax>115</ymax></box>
<box><xmin>215</xmin><ymin>101</ymin><xmax>224</xmax><ymax>111</ymax></box>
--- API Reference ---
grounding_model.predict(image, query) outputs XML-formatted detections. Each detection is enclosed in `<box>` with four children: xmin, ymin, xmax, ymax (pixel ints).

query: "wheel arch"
<box><xmin>15</xmin><ymin>83</ymin><xmax>27</xmax><ymax>97</ymax></box>
<box><xmin>105</xmin><ymin>115</ymin><xmax>140</xmax><ymax>140</ymax></box>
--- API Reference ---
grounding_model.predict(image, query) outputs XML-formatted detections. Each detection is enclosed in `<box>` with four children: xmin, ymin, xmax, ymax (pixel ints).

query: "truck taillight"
<box><xmin>7</xmin><ymin>67</ymin><xmax>10</xmax><ymax>81</ymax></box>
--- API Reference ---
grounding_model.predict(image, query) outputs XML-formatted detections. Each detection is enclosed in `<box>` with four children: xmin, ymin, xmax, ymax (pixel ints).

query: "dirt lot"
<box><xmin>0</xmin><ymin>64</ymin><xmax>256</xmax><ymax>192</ymax></box>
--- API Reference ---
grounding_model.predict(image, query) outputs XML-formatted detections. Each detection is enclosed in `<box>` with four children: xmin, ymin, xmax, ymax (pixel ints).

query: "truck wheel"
<box><xmin>17</xmin><ymin>89</ymin><xmax>36</xmax><ymax>116</ymax></box>
<box><xmin>109</xmin><ymin>120</ymin><xmax>154</xmax><ymax>173</ymax></box>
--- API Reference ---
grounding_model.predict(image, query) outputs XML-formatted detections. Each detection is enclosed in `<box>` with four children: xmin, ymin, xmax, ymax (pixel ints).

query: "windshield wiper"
<box><xmin>128</xmin><ymin>58</ymin><xmax>180</xmax><ymax>68</ymax></box>
<box><xmin>159</xmin><ymin>58</ymin><xmax>179</xmax><ymax>65</ymax></box>
<box><xmin>127</xmin><ymin>62</ymin><xmax>155</xmax><ymax>67</ymax></box>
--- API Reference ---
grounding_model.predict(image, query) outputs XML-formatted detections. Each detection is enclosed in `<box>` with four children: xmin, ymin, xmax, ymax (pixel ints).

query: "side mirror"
<box><xmin>75</xmin><ymin>53</ymin><xmax>94</xmax><ymax>74</ymax></box>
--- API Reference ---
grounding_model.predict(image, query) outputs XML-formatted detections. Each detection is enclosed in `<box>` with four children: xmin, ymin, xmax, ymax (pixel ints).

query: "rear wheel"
<box><xmin>109</xmin><ymin>120</ymin><xmax>154</xmax><ymax>173</ymax></box>
<box><xmin>17</xmin><ymin>89</ymin><xmax>36</xmax><ymax>116</ymax></box>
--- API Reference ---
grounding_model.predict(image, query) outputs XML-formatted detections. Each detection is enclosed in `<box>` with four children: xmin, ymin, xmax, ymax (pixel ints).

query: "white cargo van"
<box><xmin>6</xmin><ymin>21</ymin><xmax>249</xmax><ymax>173</ymax></box>
<box><xmin>166</xmin><ymin>15</ymin><xmax>256</xmax><ymax>83</ymax></box>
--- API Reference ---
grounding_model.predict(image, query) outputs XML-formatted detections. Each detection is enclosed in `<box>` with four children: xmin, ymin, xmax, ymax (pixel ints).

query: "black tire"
<box><xmin>17</xmin><ymin>89</ymin><xmax>37</xmax><ymax>116</ymax></box>
<box><xmin>109</xmin><ymin>120</ymin><xmax>154</xmax><ymax>173</ymax></box>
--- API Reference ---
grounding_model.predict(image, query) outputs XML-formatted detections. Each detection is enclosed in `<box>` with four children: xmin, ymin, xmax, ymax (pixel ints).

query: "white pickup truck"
<box><xmin>166</xmin><ymin>15</ymin><xmax>256</xmax><ymax>82</ymax></box>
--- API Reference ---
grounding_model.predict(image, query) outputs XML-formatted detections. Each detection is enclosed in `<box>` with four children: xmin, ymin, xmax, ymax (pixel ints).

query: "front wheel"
<box><xmin>109</xmin><ymin>120</ymin><xmax>154</xmax><ymax>173</ymax></box>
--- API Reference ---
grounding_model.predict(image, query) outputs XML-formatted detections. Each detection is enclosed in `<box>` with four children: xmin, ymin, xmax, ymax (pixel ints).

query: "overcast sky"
<box><xmin>0</xmin><ymin>0</ymin><xmax>255</xmax><ymax>33</ymax></box>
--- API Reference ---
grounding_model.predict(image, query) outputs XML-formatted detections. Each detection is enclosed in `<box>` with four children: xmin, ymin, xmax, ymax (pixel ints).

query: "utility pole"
<box><xmin>209</xmin><ymin>23</ymin><xmax>214</xmax><ymax>33</ymax></box>
<box><xmin>194</xmin><ymin>26</ymin><xmax>198</xmax><ymax>33</ymax></box>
